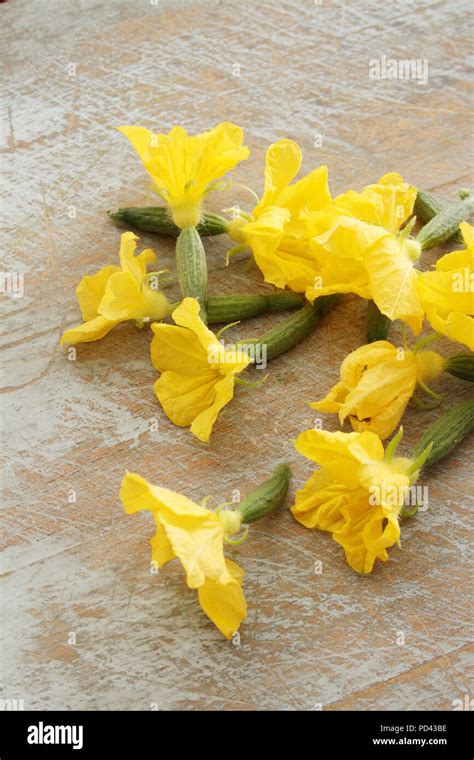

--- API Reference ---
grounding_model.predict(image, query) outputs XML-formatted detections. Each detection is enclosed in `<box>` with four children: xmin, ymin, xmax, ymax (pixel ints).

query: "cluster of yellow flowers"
<box><xmin>62</xmin><ymin>122</ymin><xmax>473</xmax><ymax>638</ymax></box>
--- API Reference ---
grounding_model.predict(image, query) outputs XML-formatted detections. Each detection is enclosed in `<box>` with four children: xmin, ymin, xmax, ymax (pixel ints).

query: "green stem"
<box><xmin>237</xmin><ymin>464</ymin><xmax>291</xmax><ymax>524</ymax></box>
<box><xmin>108</xmin><ymin>207</ymin><xmax>229</xmax><ymax>237</ymax></box>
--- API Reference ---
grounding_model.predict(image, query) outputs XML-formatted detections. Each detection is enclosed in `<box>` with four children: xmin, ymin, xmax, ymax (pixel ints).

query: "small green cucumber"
<box><xmin>238</xmin><ymin>464</ymin><xmax>291</xmax><ymax>523</ymax></box>
<box><xmin>250</xmin><ymin>295</ymin><xmax>338</xmax><ymax>362</ymax></box>
<box><xmin>206</xmin><ymin>292</ymin><xmax>305</xmax><ymax>324</ymax></box>
<box><xmin>175</xmin><ymin>226</ymin><xmax>208</xmax><ymax>323</ymax></box>
<box><xmin>366</xmin><ymin>299</ymin><xmax>391</xmax><ymax>343</ymax></box>
<box><xmin>415</xmin><ymin>194</ymin><xmax>473</xmax><ymax>251</ymax></box>
<box><xmin>108</xmin><ymin>207</ymin><xmax>229</xmax><ymax>237</ymax></box>
<box><xmin>445</xmin><ymin>353</ymin><xmax>474</xmax><ymax>382</ymax></box>
<box><xmin>414</xmin><ymin>190</ymin><xmax>463</xmax><ymax>244</ymax></box>
<box><xmin>412</xmin><ymin>400</ymin><xmax>474</xmax><ymax>469</ymax></box>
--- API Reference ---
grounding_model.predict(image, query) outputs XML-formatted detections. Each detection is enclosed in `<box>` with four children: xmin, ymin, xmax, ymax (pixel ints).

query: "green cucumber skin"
<box><xmin>253</xmin><ymin>295</ymin><xmax>338</xmax><ymax>362</ymax></box>
<box><xmin>175</xmin><ymin>226</ymin><xmax>208</xmax><ymax>323</ymax></box>
<box><xmin>366</xmin><ymin>299</ymin><xmax>391</xmax><ymax>343</ymax></box>
<box><xmin>413</xmin><ymin>400</ymin><xmax>474</xmax><ymax>469</ymax></box>
<box><xmin>207</xmin><ymin>292</ymin><xmax>305</xmax><ymax>324</ymax></box>
<box><xmin>445</xmin><ymin>353</ymin><xmax>474</xmax><ymax>382</ymax></box>
<box><xmin>238</xmin><ymin>464</ymin><xmax>292</xmax><ymax>524</ymax></box>
<box><xmin>414</xmin><ymin>190</ymin><xmax>463</xmax><ymax>244</ymax></box>
<box><xmin>108</xmin><ymin>207</ymin><xmax>228</xmax><ymax>237</ymax></box>
<box><xmin>416</xmin><ymin>196</ymin><xmax>474</xmax><ymax>251</ymax></box>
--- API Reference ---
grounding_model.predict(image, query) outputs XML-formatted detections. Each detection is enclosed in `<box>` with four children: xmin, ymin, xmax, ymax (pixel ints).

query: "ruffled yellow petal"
<box><xmin>75</xmin><ymin>264</ymin><xmax>120</xmax><ymax>321</ymax></box>
<box><xmin>153</xmin><ymin>370</ymin><xmax>219</xmax><ymax>427</ymax></box>
<box><xmin>190</xmin><ymin>373</ymin><xmax>237</xmax><ymax>443</ymax></box>
<box><xmin>61</xmin><ymin>315</ymin><xmax>119</xmax><ymax>346</ymax></box>
<box><xmin>333</xmin><ymin>172</ymin><xmax>416</xmax><ymax>233</ymax></box>
<box><xmin>120</xmin><ymin>472</ymin><xmax>231</xmax><ymax>588</ymax></box>
<box><xmin>333</xmin><ymin>500</ymin><xmax>400</xmax><ymax>573</ymax></box>
<box><xmin>363</xmin><ymin>233</ymin><xmax>424</xmax><ymax>333</ymax></box>
<box><xmin>279</xmin><ymin>165</ymin><xmax>330</xmax><ymax>217</ymax></box>
<box><xmin>150</xmin><ymin>323</ymin><xmax>208</xmax><ymax>373</ymax></box>
<box><xmin>197</xmin><ymin>558</ymin><xmax>246</xmax><ymax>639</ymax></box>
<box><xmin>99</xmin><ymin>270</ymin><xmax>144</xmax><ymax>320</ymax></box>
<box><xmin>118</xmin><ymin>231</ymin><xmax>157</xmax><ymax>283</ymax></box>
<box><xmin>291</xmin><ymin>468</ymin><xmax>361</xmax><ymax>531</ymax></box>
<box><xmin>118</xmin><ymin>123</ymin><xmax>249</xmax><ymax>228</ymax></box>
<box><xmin>244</xmin><ymin>206</ymin><xmax>321</xmax><ymax>291</ymax></box>
<box><xmin>253</xmin><ymin>139</ymin><xmax>302</xmax><ymax>217</ymax></box>
<box><xmin>151</xmin><ymin>298</ymin><xmax>248</xmax><ymax>440</ymax></box>
<box><xmin>311</xmin><ymin>343</ymin><xmax>418</xmax><ymax>440</ymax></box>
<box><xmin>99</xmin><ymin>270</ymin><xmax>170</xmax><ymax>322</ymax></box>
<box><xmin>418</xmin><ymin>247</ymin><xmax>474</xmax><ymax>349</ymax></box>
<box><xmin>294</xmin><ymin>428</ymin><xmax>385</xmax><ymax>488</ymax></box>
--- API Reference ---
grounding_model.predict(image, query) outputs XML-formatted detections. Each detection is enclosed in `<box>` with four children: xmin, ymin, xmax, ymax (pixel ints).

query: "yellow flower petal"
<box><xmin>418</xmin><ymin>246</ymin><xmax>474</xmax><ymax>349</ymax></box>
<box><xmin>75</xmin><ymin>264</ymin><xmax>120</xmax><ymax>321</ymax></box>
<box><xmin>190</xmin><ymin>373</ymin><xmax>237</xmax><ymax>443</ymax></box>
<box><xmin>118</xmin><ymin>231</ymin><xmax>157</xmax><ymax>283</ymax></box>
<box><xmin>118</xmin><ymin>123</ymin><xmax>249</xmax><ymax>228</ymax></box>
<box><xmin>197</xmin><ymin>558</ymin><xmax>247</xmax><ymax>639</ymax></box>
<box><xmin>61</xmin><ymin>315</ymin><xmax>119</xmax><ymax>346</ymax></box>
<box><xmin>291</xmin><ymin>468</ymin><xmax>359</xmax><ymax>531</ymax></box>
<box><xmin>333</xmin><ymin>500</ymin><xmax>400</xmax><ymax>573</ymax></box>
<box><xmin>311</xmin><ymin>342</ymin><xmax>418</xmax><ymax>440</ymax></box>
<box><xmin>153</xmin><ymin>370</ymin><xmax>219</xmax><ymax>427</ymax></box>
<box><xmin>253</xmin><ymin>139</ymin><xmax>302</xmax><ymax>217</ymax></box>
<box><xmin>120</xmin><ymin>472</ymin><xmax>232</xmax><ymax>588</ymax></box>
<box><xmin>151</xmin><ymin>298</ymin><xmax>249</xmax><ymax>441</ymax></box>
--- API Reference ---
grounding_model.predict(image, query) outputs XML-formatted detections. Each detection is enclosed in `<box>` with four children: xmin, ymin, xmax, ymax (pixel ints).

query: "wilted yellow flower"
<box><xmin>120</xmin><ymin>471</ymin><xmax>246</xmax><ymax>638</ymax></box>
<box><xmin>150</xmin><ymin>298</ymin><xmax>250</xmax><ymax>442</ymax></box>
<box><xmin>311</xmin><ymin>340</ymin><xmax>445</xmax><ymax>440</ymax></box>
<box><xmin>417</xmin><ymin>222</ymin><xmax>474</xmax><ymax>350</ymax></box>
<box><xmin>304</xmin><ymin>173</ymin><xmax>424</xmax><ymax>333</ymax></box>
<box><xmin>118</xmin><ymin>122</ymin><xmax>249</xmax><ymax>229</ymax></box>
<box><xmin>61</xmin><ymin>232</ymin><xmax>171</xmax><ymax>346</ymax></box>
<box><xmin>227</xmin><ymin>139</ymin><xmax>330</xmax><ymax>291</ymax></box>
<box><xmin>291</xmin><ymin>428</ymin><xmax>426</xmax><ymax>573</ymax></box>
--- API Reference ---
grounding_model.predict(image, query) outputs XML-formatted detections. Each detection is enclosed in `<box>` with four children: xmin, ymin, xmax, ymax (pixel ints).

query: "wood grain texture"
<box><xmin>1</xmin><ymin>0</ymin><xmax>473</xmax><ymax>711</ymax></box>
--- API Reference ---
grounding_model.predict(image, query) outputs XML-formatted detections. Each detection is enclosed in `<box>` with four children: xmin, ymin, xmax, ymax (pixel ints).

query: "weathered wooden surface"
<box><xmin>1</xmin><ymin>0</ymin><xmax>473</xmax><ymax>710</ymax></box>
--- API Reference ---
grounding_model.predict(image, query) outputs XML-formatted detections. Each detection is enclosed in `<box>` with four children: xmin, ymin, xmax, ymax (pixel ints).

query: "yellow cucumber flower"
<box><xmin>291</xmin><ymin>428</ymin><xmax>425</xmax><ymax>573</ymax></box>
<box><xmin>120</xmin><ymin>472</ymin><xmax>247</xmax><ymax>638</ymax></box>
<box><xmin>61</xmin><ymin>232</ymin><xmax>171</xmax><ymax>346</ymax></box>
<box><xmin>150</xmin><ymin>298</ymin><xmax>250</xmax><ymax>443</ymax></box>
<box><xmin>417</xmin><ymin>222</ymin><xmax>474</xmax><ymax>350</ymax></box>
<box><xmin>227</xmin><ymin>139</ymin><xmax>330</xmax><ymax>292</ymax></box>
<box><xmin>303</xmin><ymin>173</ymin><xmax>424</xmax><ymax>333</ymax></box>
<box><xmin>117</xmin><ymin>122</ymin><xmax>249</xmax><ymax>229</ymax></box>
<box><xmin>311</xmin><ymin>340</ymin><xmax>445</xmax><ymax>440</ymax></box>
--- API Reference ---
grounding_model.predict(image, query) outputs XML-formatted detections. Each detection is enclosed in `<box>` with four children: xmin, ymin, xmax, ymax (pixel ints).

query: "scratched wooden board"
<box><xmin>1</xmin><ymin>0</ymin><xmax>473</xmax><ymax>711</ymax></box>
